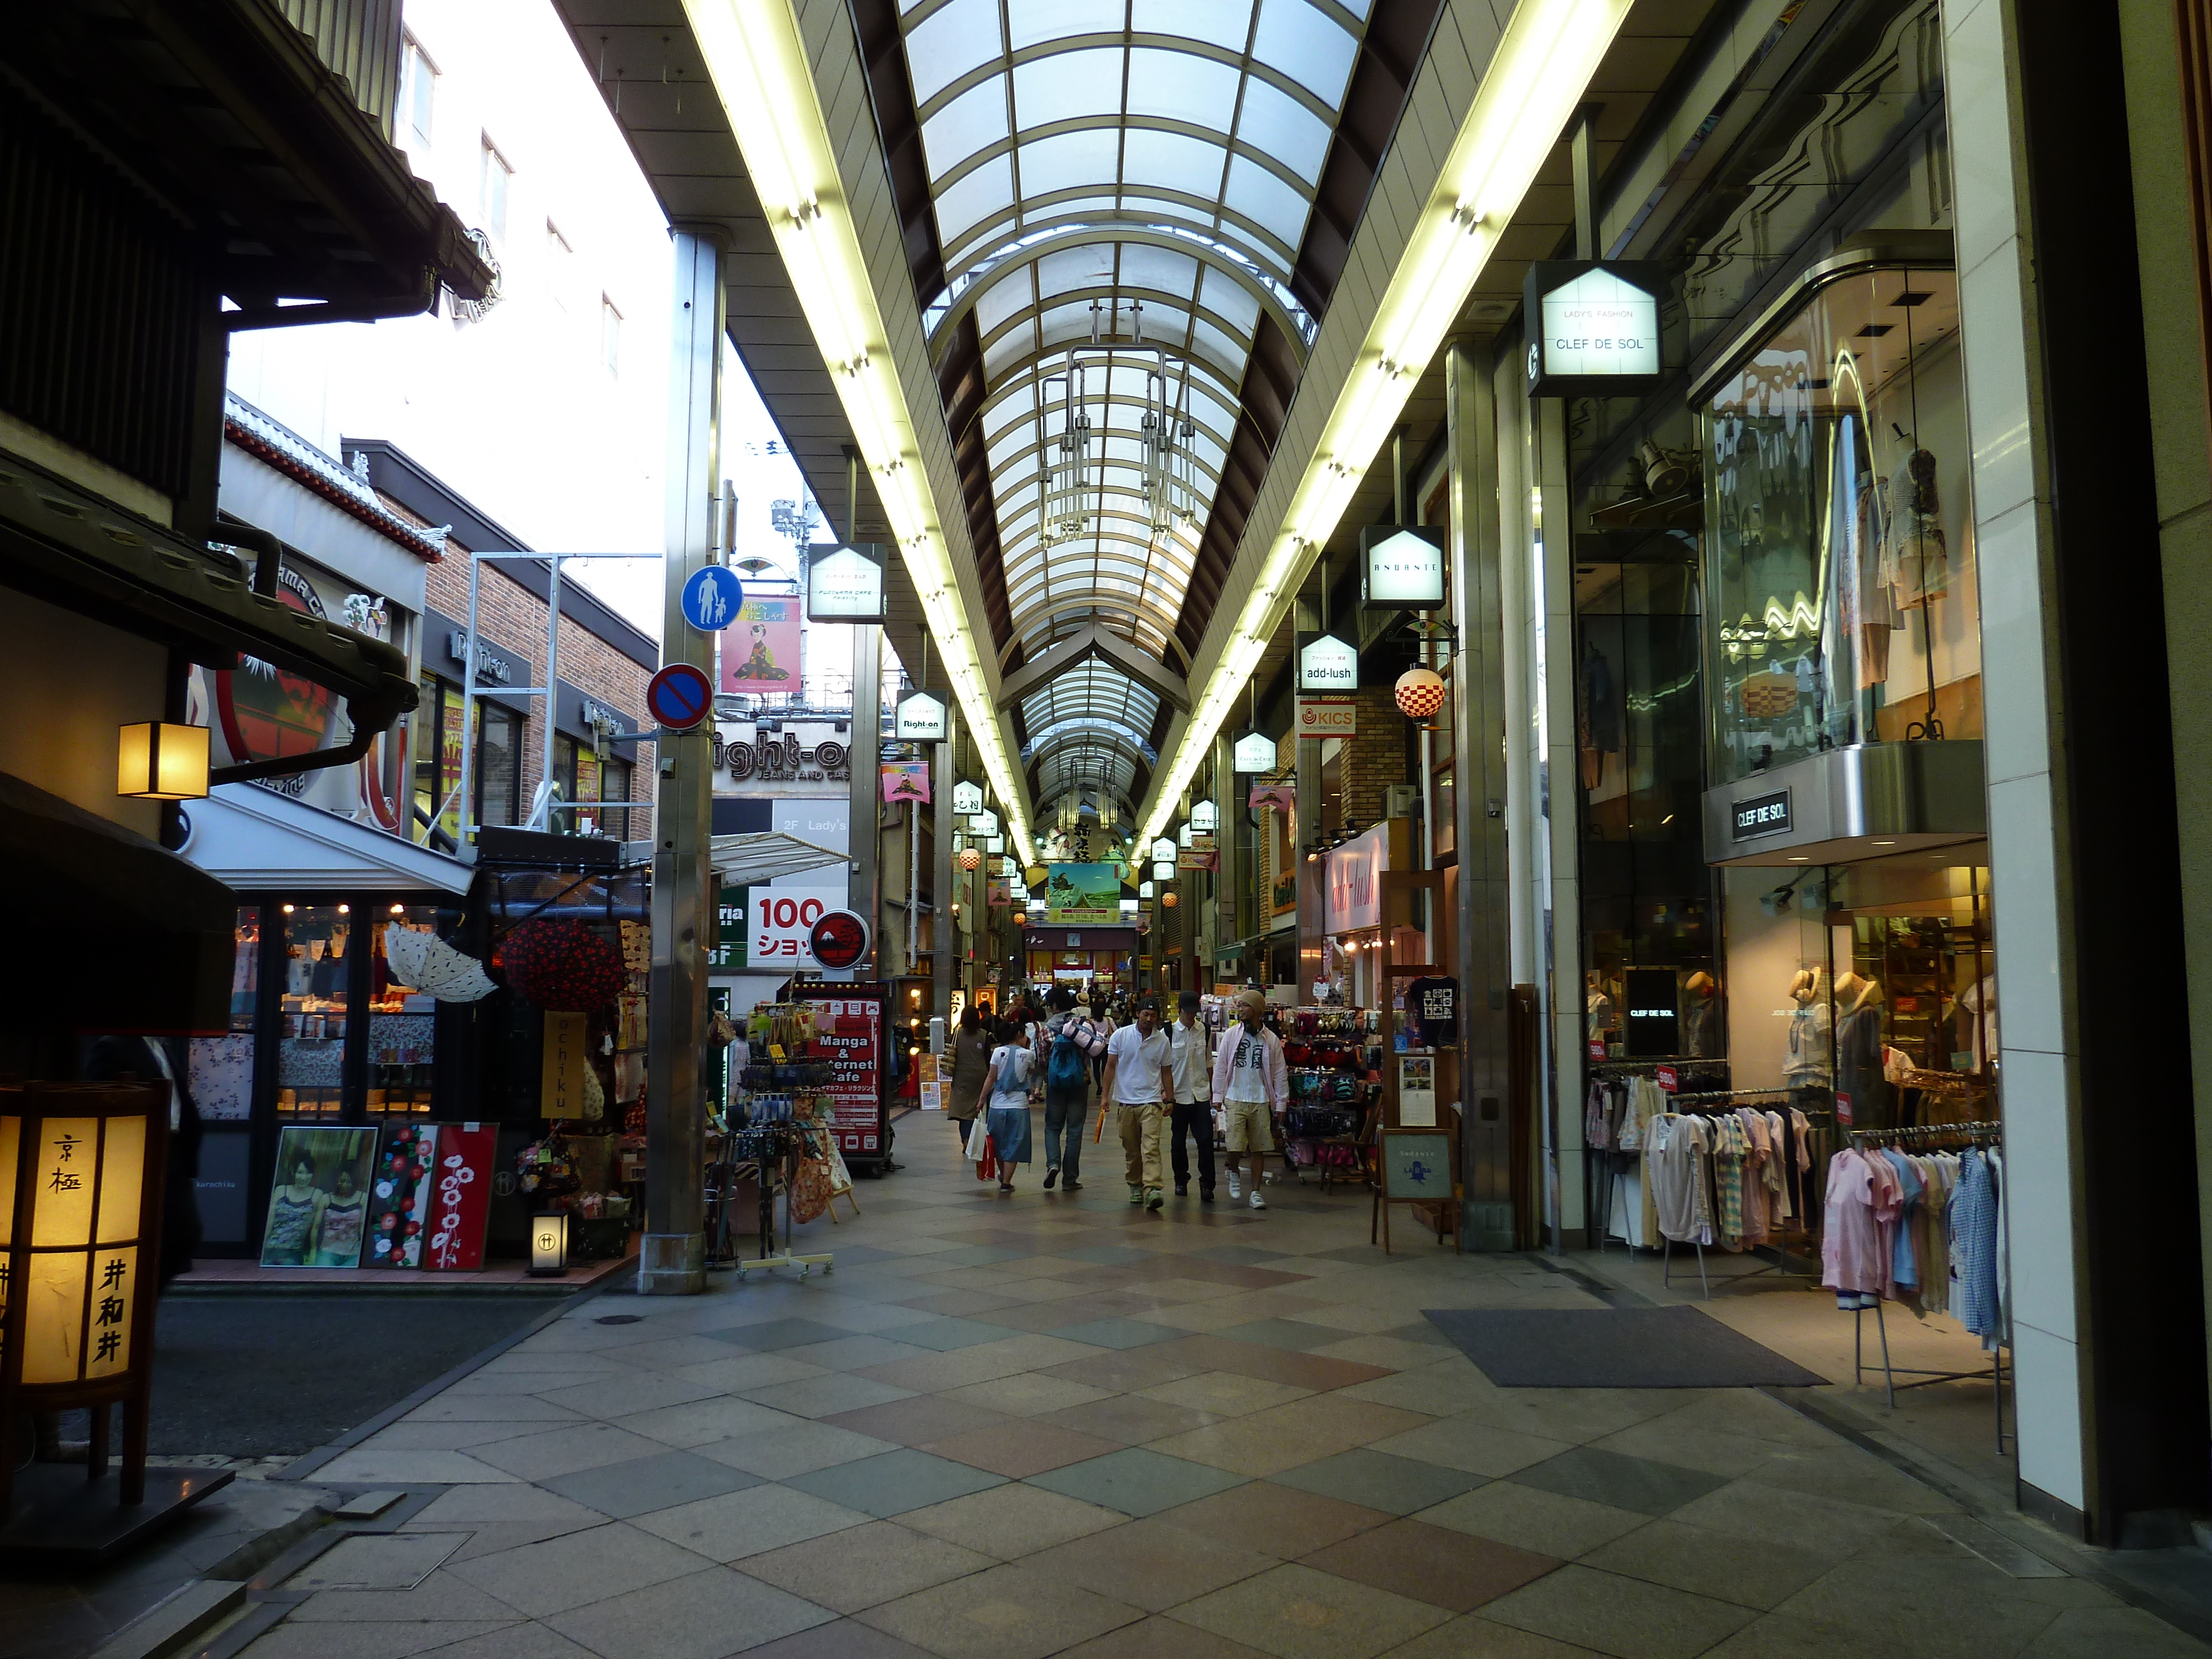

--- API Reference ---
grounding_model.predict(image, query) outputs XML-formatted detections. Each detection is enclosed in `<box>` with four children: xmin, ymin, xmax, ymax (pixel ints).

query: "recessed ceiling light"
<box><xmin>1788</xmin><ymin>856</ymin><xmax>1809</xmax><ymax>862</ymax></box>
<box><xmin>1871</xmin><ymin>839</ymin><xmax>1895</xmax><ymax>846</ymax></box>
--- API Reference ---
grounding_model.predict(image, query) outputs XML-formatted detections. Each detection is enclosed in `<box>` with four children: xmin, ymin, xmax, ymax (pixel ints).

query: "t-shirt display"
<box><xmin>1406</xmin><ymin>975</ymin><xmax>1459</xmax><ymax>1047</ymax></box>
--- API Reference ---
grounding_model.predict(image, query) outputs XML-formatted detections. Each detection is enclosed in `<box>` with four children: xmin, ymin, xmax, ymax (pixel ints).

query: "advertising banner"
<box><xmin>748</xmin><ymin>887</ymin><xmax>847</xmax><ymax>971</ymax></box>
<box><xmin>424</xmin><ymin>1124</ymin><xmax>497</xmax><ymax>1271</ymax></box>
<box><xmin>881</xmin><ymin>763</ymin><xmax>931</xmax><ymax>806</ymax></box>
<box><xmin>800</xmin><ymin>988</ymin><xmax>888</xmax><ymax>1161</ymax></box>
<box><xmin>1045</xmin><ymin>862</ymin><xmax>1122</xmax><ymax>925</ymax></box>
<box><xmin>719</xmin><ymin>594</ymin><xmax>802</xmax><ymax>693</ymax></box>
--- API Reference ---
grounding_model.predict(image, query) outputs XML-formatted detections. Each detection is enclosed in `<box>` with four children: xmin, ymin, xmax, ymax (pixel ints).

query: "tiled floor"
<box><xmin>251</xmin><ymin>1113</ymin><xmax>2211</xmax><ymax>1659</ymax></box>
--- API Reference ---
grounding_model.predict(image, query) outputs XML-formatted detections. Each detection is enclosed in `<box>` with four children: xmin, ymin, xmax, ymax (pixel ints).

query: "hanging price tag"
<box><xmin>1655</xmin><ymin>1065</ymin><xmax>1678</xmax><ymax>1093</ymax></box>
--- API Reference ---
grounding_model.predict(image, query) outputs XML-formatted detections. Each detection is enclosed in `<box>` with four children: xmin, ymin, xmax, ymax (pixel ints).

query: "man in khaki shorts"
<box><xmin>1209</xmin><ymin>990</ymin><xmax>1286</xmax><ymax>1210</ymax></box>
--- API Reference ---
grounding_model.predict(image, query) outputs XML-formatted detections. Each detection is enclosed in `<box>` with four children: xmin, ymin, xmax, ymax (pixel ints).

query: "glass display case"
<box><xmin>1702</xmin><ymin>260</ymin><xmax>1980</xmax><ymax>785</ymax></box>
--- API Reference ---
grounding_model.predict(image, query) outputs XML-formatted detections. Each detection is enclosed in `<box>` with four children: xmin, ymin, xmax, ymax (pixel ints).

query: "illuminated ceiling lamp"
<box><xmin>1395</xmin><ymin>666</ymin><xmax>1447</xmax><ymax>721</ymax></box>
<box><xmin>117</xmin><ymin>722</ymin><xmax>210</xmax><ymax>801</ymax></box>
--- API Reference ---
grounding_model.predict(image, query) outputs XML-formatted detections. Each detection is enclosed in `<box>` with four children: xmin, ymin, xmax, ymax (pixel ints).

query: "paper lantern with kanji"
<box><xmin>496</xmin><ymin>919</ymin><xmax>625</xmax><ymax>1013</ymax></box>
<box><xmin>958</xmin><ymin>848</ymin><xmax>983</xmax><ymax>870</ymax></box>
<box><xmin>1395</xmin><ymin>666</ymin><xmax>1447</xmax><ymax>721</ymax></box>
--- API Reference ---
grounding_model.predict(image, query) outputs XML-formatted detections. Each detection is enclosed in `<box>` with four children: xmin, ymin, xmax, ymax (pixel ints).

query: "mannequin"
<box><xmin>1682</xmin><ymin>971</ymin><xmax>1718</xmax><ymax>1058</ymax></box>
<box><xmin>1585</xmin><ymin>971</ymin><xmax>1618</xmax><ymax>1041</ymax></box>
<box><xmin>1784</xmin><ymin>968</ymin><xmax>1833</xmax><ymax>1087</ymax></box>
<box><xmin>1833</xmin><ymin>971</ymin><xmax>1890</xmax><ymax>1126</ymax></box>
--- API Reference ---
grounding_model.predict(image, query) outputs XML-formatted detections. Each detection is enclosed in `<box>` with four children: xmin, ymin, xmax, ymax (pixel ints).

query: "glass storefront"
<box><xmin>1703</xmin><ymin>264</ymin><xmax>1978</xmax><ymax>780</ymax></box>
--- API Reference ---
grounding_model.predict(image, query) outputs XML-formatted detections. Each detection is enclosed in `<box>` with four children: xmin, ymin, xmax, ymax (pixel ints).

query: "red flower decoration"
<box><xmin>499</xmin><ymin>918</ymin><xmax>626</xmax><ymax>1012</ymax></box>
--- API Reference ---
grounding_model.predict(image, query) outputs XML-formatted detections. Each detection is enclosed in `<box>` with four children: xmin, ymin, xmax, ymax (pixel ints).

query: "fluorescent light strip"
<box><xmin>1137</xmin><ymin>0</ymin><xmax>1634</xmax><ymax>846</ymax></box>
<box><xmin>685</xmin><ymin>0</ymin><xmax>1036</xmax><ymax>863</ymax></box>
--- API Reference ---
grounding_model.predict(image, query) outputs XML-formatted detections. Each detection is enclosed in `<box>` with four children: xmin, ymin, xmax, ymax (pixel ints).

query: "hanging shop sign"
<box><xmin>1522</xmin><ymin>261</ymin><xmax>1665</xmax><ymax>398</ymax></box>
<box><xmin>1297</xmin><ymin>697</ymin><xmax>1358</xmax><ymax>737</ymax></box>
<box><xmin>1234</xmin><ymin>731</ymin><xmax>1279</xmax><ymax>773</ymax></box>
<box><xmin>714</xmin><ymin>721</ymin><xmax>851</xmax><ymax>797</ymax></box>
<box><xmin>972</xmin><ymin>809</ymin><xmax>1000</xmax><ymax>836</ymax></box>
<box><xmin>1189</xmin><ymin>799</ymin><xmax>1218</xmax><ymax>832</ymax></box>
<box><xmin>808</xmin><ymin>909</ymin><xmax>873</xmax><ymax>972</ymax></box>
<box><xmin>952</xmin><ymin>780</ymin><xmax>985</xmax><ymax>815</ymax></box>
<box><xmin>1150</xmin><ymin>837</ymin><xmax>1177</xmax><ymax>863</ymax></box>
<box><xmin>1360</xmin><ymin>525</ymin><xmax>1448</xmax><ymax>611</ymax></box>
<box><xmin>540</xmin><ymin>1012</ymin><xmax>591</xmax><ymax>1119</ymax></box>
<box><xmin>711</xmin><ymin>885</ymin><xmax>749</xmax><ymax>969</ymax></box>
<box><xmin>1249</xmin><ymin>782</ymin><xmax>1296</xmax><ymax>813</ymax></box>
<box><xmin>894</xmin><ymin>690</ymin><xmax>950</xmax><ymax>741</ymax></box>
<box><xmin>805</xmin><ymin>543</ymin><xmax>886</xmax><ymax>622</ymax></box>
<box><xmin>1297</xmin><ymin>630</ymin><xmax>1360</xmax><ymax>691</ymax></box>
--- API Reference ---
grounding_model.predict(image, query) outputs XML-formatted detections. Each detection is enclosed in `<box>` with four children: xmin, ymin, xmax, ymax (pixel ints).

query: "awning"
<box><xmin>0</xmin><ymin>771</ymin><xmax>236</xmax><ymax>932</ymax></box>
<box><xmin>709</xmin><ymin>832</ymin><xmax>851</xmax><ymax>886</ymax></box>
<box><xmin>183</xmin><ymin>785</ymin><xmax>473</xmax><ymax>895</ymax></box>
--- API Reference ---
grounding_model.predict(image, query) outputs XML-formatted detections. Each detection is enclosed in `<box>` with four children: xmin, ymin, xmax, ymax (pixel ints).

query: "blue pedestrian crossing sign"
<box><xmin>680</xmin><ymin>566</ymin><xmax>746</xmax><ymax>633</ymax></box>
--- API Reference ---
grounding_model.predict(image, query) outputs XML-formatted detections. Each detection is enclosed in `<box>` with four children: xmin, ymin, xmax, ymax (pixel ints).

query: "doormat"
<box><xmin>1423</xmin><ymin>1306</ymin><xmax>1825</xmax><ymax>1388</ymax></box>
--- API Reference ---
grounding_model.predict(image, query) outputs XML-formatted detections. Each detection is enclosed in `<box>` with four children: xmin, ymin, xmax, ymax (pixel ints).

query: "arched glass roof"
<box><xmin>895</xmin><ymin>0</ymin><xmax>1370</xmax><ymax>816</ymax></box>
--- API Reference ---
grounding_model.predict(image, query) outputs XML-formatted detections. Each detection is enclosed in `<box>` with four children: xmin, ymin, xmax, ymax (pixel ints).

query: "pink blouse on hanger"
<box><xmin>1822</xmin><ymin>1148</ymin><xmax>1902</xmax><ymax>1296</ymax></box>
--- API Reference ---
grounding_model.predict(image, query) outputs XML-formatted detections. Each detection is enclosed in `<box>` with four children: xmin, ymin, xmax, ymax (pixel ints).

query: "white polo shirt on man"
<box><xmin>1107</xmin><ymin>1023</ymin><xmax>1170</xmax><ymax>1104</ymax></box>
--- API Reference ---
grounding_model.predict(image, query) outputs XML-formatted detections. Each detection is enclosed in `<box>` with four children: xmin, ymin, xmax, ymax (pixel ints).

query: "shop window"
<box><xmin>402</xmin><ymin>36</ymin><xmax>435</xmax><ymax>147</ymax></box>
<box><xmin>1703</xmin><ymin>265</ymin><xmax>1977</xmax><ymax>784</ymax></box>
<box><xmin>370</xmin><ymin>907</ymin><xmax>440</xmax><ymax>1117</ymax></box>
<box><xmin>1432</xmin><ymin>766</ymin><xmax>1455</xmax><ymax>858</ymax></box>
<box><xmin>278</xmin><ymin>905</ymin><xmax>351</xmax><ymax>1119</ymax></box>
<box><xmin>187</xmin><ymin>907</ymin><xmax>261</xmax><ymax>1123</ymax></box>
<box><xmin>478</xmin><ymin>703</ymin><xmax>521</xmax><ymax>827</ymax></box>
<box><xmin>481</xmin><ymin>138</ymin><xmax>511</xmax><ymax>242</ymax></box>
<box><xmin>413</xmin><ymin>675</ymin><xmax>471</xmax><ymax>849</ymax></box>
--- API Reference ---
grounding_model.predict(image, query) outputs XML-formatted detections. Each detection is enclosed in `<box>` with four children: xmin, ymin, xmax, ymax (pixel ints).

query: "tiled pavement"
<box><xmin>260</xmin><ymin>1114</ymin><xmax>2209</xmax><ymax>1659</ymax></box>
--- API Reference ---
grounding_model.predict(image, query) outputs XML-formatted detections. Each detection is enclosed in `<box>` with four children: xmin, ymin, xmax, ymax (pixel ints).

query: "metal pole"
<box><xmin>459</xmin><ymin>554</ymin><xmax>480</xmax><ymax>855</ymax></box>
<box><xmin>845</xmin><ymin>446</ymin><xmax>880</xmax><ymax>977</ymax></box>
<box><xmin>541</xmin><ymin>552</ymin><xmax>561</xmax><ymax>830</ymax></box>
<box><xmin>641</xmin><ymin>228</ymin><xmax>724</xmax><ymax>1296</ymax></box>
<box><xmin>933</xmin><ymin>684</ymin><xmax>953</xmax><ymax>1025</ymax></box>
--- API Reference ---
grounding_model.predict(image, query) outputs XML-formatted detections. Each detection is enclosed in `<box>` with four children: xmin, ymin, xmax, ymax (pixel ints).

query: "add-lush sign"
<box><xmin>1297</xmin><ymin>631</ymin><xmax>1359</xmax><ymax>692</ymax></box>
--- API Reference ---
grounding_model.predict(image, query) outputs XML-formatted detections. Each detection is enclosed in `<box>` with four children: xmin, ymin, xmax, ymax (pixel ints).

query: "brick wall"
<box><xmin>421</xmin><ymin>551</ymin><xmax>655</xmax><ymax>813</ymax></box>
<box><xmin>1339</xmin><ymin>686</ymin><xmax>1412</xmax><ymax>828</ymax></box>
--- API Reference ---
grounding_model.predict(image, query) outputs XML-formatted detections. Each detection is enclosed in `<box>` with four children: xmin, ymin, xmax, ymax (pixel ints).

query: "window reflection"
<box><xmin>279</xmin><ymin>905</ymin><xmax>349</xmax><ymax>1119</ymax></box>
<box><xmin>371</xmin><ymin>909</ymin><xmax>440</xmax><ymax>1116</ymax></box>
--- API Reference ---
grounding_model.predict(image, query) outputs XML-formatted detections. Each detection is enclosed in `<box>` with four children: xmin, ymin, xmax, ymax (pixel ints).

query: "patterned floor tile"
<box><xmin>785</xmin><ymin>1447</ymin><xmax>1007</xmax><ymax>1517</ymax></box>
<box><xmin>1171</xmin><ymin>1561</ymin><xmax>1452</xmax><ymax>1659</ymax></box>
<box><xmin>1025</xmin><ymin>1447</ymin><xmax>1248</xmax><ymax>1517</ymax></box>
<box><xmin>1298</xmin><ymin>1517</ymin><xmax>1559</xmax><ymax>1613</ymax></box>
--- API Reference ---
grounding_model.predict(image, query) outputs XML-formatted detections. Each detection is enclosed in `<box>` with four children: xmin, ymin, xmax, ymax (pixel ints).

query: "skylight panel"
<box><xmin>1188</xmin><ymin>316</ymin><xmax>1248</xmax><ymax>379</ymax></box>
<box><xmin>1116</xmin><ymin>244</ymin><xmax>1200</xmax><ymax>300</ymax></box>
<box><xmin>1234</xmin><ymin>76</ymin><xmax>1332</xmax><ymax>180</ymax></box>
<box><xmin>933</xmin><ymin>158</ymin><xmax>1015</xmax><ymax>251</ymax></box>
<box><xmin>1197</xmin><ymin>265</ymin><xmax>1261</xmax><ymax>336</ymax></box>
<box><xmin>1130</xmin><ymin>0</ymin><xmax>1254</xmax><ymax>50</ymax></box>
<box><xmin>1250</xmin><ymin>0</ymin><xmax>1358</xmax><ymax>108</ymax></box>
<box><xmin>974</xmin><ymin>267</ymin><xmax>1036</xmax><ymax>338</ymax></box>
<box><xmin>1125</xmin><ymin>49</ymin><xmax>1242</xmax><ymax>129</ymax></box>
<box><xmin>1007</xmin><ymin>0</ymin><xmax>1124</xmax><ymax>51</ymax></box>
<box><xmin>1019</xmin><ymin>129</ymin><xmax>1122</xmax><ymax>200</ymax></box>
<box><xmin>1121</xmin><ymin>131</ymin><xmax>1228</xmax><ymax>199</ymax></box>
<box><xmin>1223</xmin><ymin>155</ymin><xmax>1311</xmax><ymax>249</ymax></box>
<box><xmin>1013</xmin><ymin>49</ymin><xmax>1125</xmax><ymax>129</ymax></box>
<box><xmin>921</xmin><ymin>76</ymin><xmax>1010</xmax><ymax>178</ymax></box>
<box><xmin>905</xmin><ymin>0</ymin><xmax>1004</xmax><ymax>106</ymax></box>
<box><xmin>1035</xmin><ymin>243</ymin><xmax>1117</xmax><ymax>300</ymax></box>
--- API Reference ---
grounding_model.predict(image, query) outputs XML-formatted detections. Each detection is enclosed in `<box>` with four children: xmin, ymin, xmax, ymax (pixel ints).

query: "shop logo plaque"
<box><xmin>1523</xmin><ymin>261</ymin><xmax>1666</xmax><ymax>398</ymax></box>
<box><xmin>1360</xmin><ymin>525</ymin><xmax>1447</xmax><ymax>611</ymax></box>
<box><xmin>1297</xmin><ymin>631</ymin><xmax>1359</xmax><ymax>691</ymax></box>
<box><xmin>1731</xmin><ymin>788</ymin><xmax>1793</xmax><ymax>841</ymax></box>
<box><xmin>894</xmin><ymin>690</ymin><xmax>950</xmax><ymax>742</ymax></box>
<box><xmin>806</xmin><ymin>544</ymin><xmax>886</xmax><ymax>622</ymax></box>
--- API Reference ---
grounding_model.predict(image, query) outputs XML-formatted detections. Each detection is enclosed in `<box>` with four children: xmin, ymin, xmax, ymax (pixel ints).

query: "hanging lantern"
<box><xmin>958</xmin><ymin>848</ymin><xmax>983</xmax><ymax>870</ymax></box>
<box><xmin>1161</xmin><ymin>890</ymin><xmax>1179</xmax><ymax>909</ymax></box>
<box><xmin>1395</xmin><ymin>666</ymin><xmax>1447</xmax><ymax>721</ymax></box>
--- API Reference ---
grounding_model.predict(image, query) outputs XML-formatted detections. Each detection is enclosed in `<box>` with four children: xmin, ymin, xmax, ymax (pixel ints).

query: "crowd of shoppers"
<box><xmin>958</xmin><ymin>985</ymin><xmax>1288</xmax><ymax>1211</ymax></box>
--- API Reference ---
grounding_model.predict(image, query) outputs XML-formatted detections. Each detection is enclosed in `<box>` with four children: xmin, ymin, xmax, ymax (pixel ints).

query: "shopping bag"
<box><xmin>976</xmin><ymin>1136</ymin><xmax>998</xmax><ymax>1182</ymax></box>
<box><xmin>965</xmin><ymin>1117</ymin><xmax>990</xmax><ymax>1161</ymax></box>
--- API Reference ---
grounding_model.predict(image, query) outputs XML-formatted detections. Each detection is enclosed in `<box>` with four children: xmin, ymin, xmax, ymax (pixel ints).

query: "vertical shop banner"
<box><xmin>1046</xmin><ymin>862</ymin><xmax>1122</xmax><ymax>924</ymax></box>
<box><xmin>364</xmin><ymin>1124</ymin><xmax>440</xmax><ymax>1267</ymax></box>
<box><xmin>541</xmin><ymin>1011</ymin><xmax>590</xmax><ymax>1118</ymax></box>
<box><xmin>881</xmin><ymin>763</ymin><xmax>931</xmax><ymax>806</ymax></box>
<box><xmin>424</xmin><ymin>1124</ymin><xmax>497</xmax><ymax>1271</ymax></box>
<box><xmin>439</xmin><ymin>695</ymin><xmax>468</xmax><ymax>839</ymax></box>
<box><xmin>719</xmin><ymin>594</ymin><xmax>802</xmax><ymax>693</ymax></box>
<box><xmin>802</xmin><ymin>992</ymin><xmax>886</xmax><ymax>1157</ymax></box>
<box><xmin>710</xmin><ymin>884</ymin><xmax>748</xmax><ymax>969</ymax></box>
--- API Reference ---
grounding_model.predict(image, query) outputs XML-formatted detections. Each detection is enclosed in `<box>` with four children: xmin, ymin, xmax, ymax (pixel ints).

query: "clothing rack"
<box><xmin>1658</xmin><ymin>1089</ymin><xmax>1822</xmax><ymax>1297</ymax></box>
<box><xmin>1845</xmin><ymin>1120</ymin><xmax>2008</xmax><ymax>1452</ymax></box>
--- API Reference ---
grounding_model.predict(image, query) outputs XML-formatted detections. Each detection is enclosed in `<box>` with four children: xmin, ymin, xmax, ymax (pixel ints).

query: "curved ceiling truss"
<box><xmin>894</xmin><ymin>0</ymin><xmax>1373</xmax><ymax>822</ymax></box>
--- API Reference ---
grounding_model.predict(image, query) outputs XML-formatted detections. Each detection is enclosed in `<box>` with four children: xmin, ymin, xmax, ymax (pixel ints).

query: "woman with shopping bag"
<box><xmin>974</xmin><ymin>1015</ymin><xmax>1036</xmax><ymax>1195</ymax></box>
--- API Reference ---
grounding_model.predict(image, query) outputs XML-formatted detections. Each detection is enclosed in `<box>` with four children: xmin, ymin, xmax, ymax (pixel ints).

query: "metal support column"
<box><xmin>641</xmin><ymin>229</ymin><xmax>724</xmax><ymax>1296</ymax></box>
<box><xmin>1447</xmin><ymin>341</ymin><xmax>1514</xmax><ymax>1250</ymax></box>
<box><xmin>844</xmin><ymin>448</ymin><xmax>880</xmax><ymax>977</ymax></box>
<box><xmin>932</xmin><ymin>703</ymin><xmax>954</xmax><ymax>1024</ymax></box>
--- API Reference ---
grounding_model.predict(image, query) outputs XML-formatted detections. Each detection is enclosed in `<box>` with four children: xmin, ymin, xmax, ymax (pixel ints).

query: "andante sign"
<box><xmin>1524</xmin><ymin>262</ymin><xmax>1665</xmax><ymax>398</ymax></box>
<box><xmin>1360</xmin><ymin>525</ymin><xmax>1447</xmax><ymax>611</ymax></box>
<box><xmin>1297</xmin><ymin>631</ymin><xmax>1359</xmax><ymax>691</ymax></box>
<box><xmin>806</xmin><ymin>543</ymin><xmax>886</xmax><ymax>622</ymax></box>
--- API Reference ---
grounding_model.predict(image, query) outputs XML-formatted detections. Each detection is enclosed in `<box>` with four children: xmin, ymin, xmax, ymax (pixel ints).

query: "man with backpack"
<box><xmin>1102</xmin><ymin>996</ymin><xmax>1175</xmax><ymax>1210</ymax></box>
<box><xmin>1039</xmin><ymin>987</ymin><xmax>1099</xmax><ymax>1191</ymax></box>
